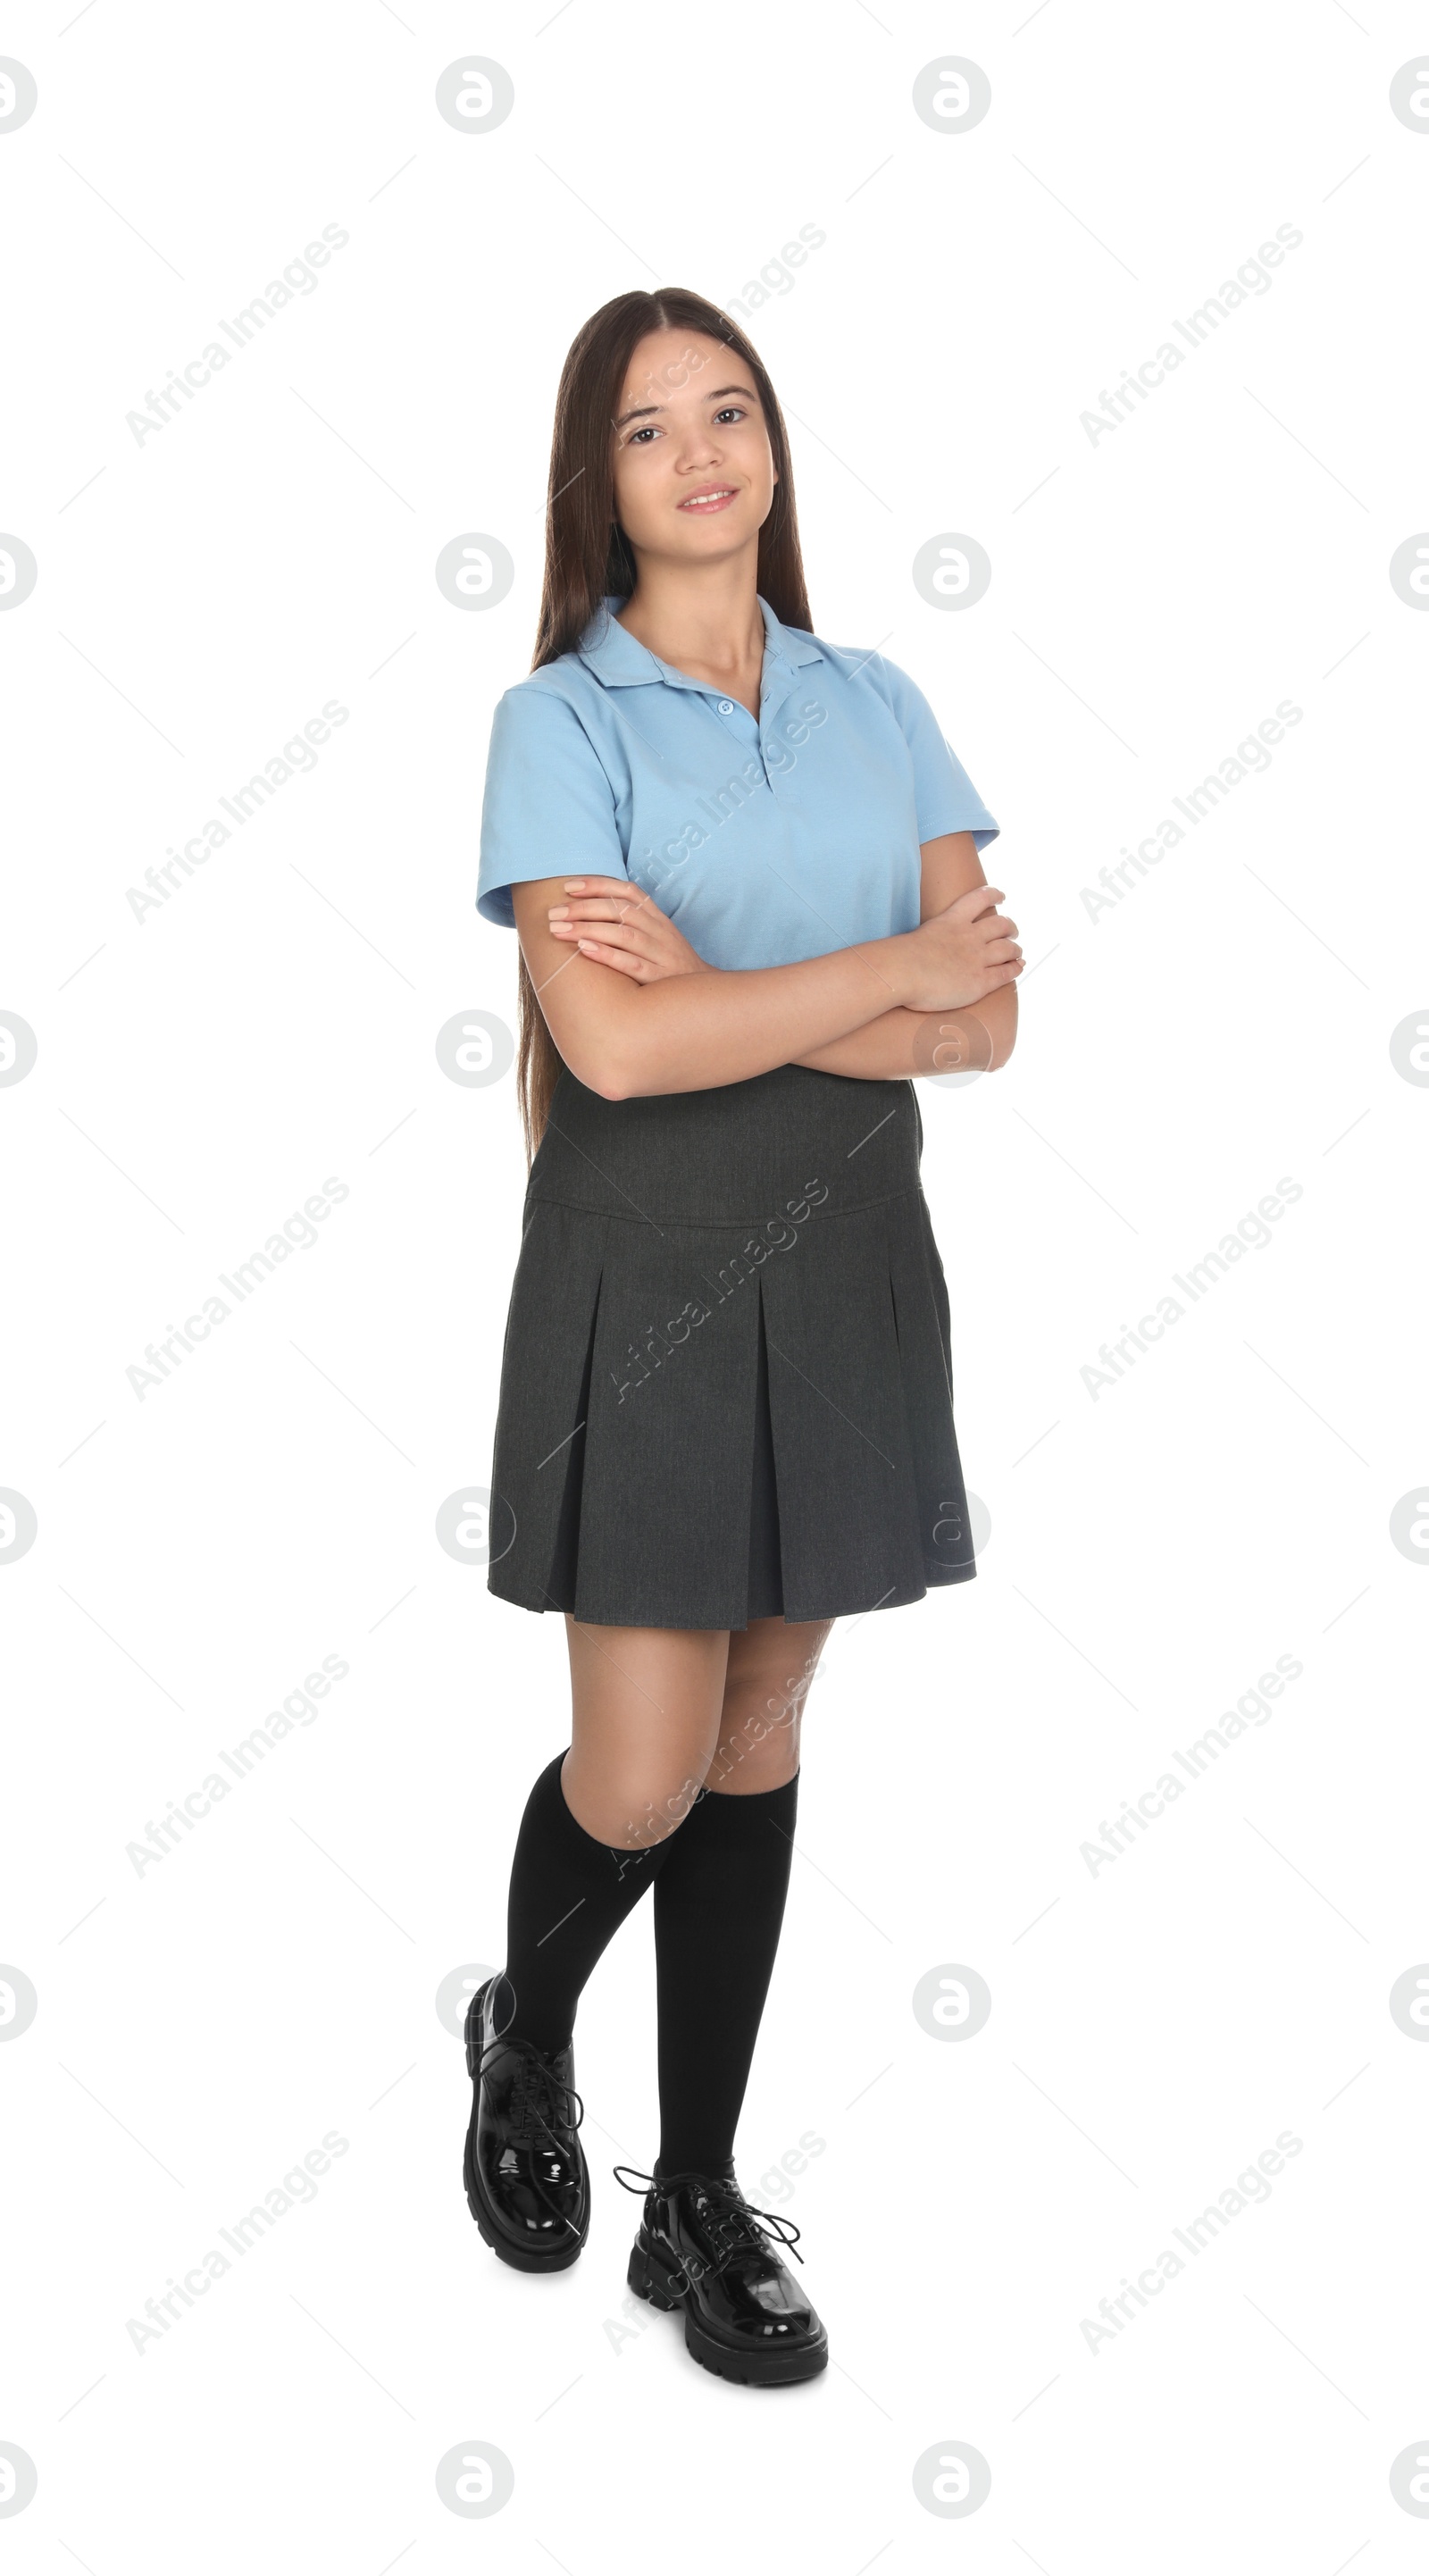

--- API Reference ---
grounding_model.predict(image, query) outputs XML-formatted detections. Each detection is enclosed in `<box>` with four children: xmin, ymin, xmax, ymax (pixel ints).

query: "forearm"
<box><xmin>514</xmin><ymin>864</ymin><xmax>1020</xmax><ymax>1099</ymax></box>
<box><xmin>538</xmin><ymin>938</ymin><xmax>913</xmax><ymax>1100</ymax></box>
<box><xmin>795</xmin><ymin>984</ymin><xmax>1017</xmax><ymax>1080</ymax></box>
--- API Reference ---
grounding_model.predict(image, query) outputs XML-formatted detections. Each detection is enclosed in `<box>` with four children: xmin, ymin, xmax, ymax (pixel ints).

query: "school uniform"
<box><xmin>476</xmin><ymin>595</ymin><xmax>999</xmax><ymax>1629</ymax></box>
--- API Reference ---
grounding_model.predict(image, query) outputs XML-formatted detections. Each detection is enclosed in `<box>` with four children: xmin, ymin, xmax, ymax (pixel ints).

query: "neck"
<box><xmin>615</xmin><ymin>555</ymin><xmax>765</xmax><ymax>682</ymax></box>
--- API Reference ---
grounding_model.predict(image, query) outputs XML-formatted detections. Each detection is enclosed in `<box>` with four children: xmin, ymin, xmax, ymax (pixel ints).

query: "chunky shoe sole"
<box><xmin>628</xmin><ymin>2236</ymin><xmax>829</xmax><ymax>2386</ymax></box>
<box><xmin>463</xmin><ymin>1981</ymin><xmax>588</xmax><ymax>2274</ymax></box>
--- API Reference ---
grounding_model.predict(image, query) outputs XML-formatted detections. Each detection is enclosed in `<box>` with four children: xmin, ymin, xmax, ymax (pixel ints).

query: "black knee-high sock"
<box><xmin>498</xmin><ymin>1755</ymin><xmax>667</xmax><ymax>2054</ymax></box>
<box><xmin>652</xmin><ymin>1772</ymin><xmax>798</xmax><ymax>2179</ymax></box>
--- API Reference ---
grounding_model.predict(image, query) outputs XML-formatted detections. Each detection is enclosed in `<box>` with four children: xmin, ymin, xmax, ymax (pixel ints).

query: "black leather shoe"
<box><xmin>615</xmin><ymin>2164</ymin><xmax>828</xmax><ymax>2385</ymax></box>
<box><xmin>464</xmin><ymin>1977</ymin><xmax>589</xmax><ymax>2271</ymax></box>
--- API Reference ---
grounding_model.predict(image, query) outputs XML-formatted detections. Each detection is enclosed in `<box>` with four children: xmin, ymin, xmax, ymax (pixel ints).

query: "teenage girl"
<box><xmin>464</xmin><ymin>288</ymin><xmax>1021</xmax><ymax>2387</ymax></box>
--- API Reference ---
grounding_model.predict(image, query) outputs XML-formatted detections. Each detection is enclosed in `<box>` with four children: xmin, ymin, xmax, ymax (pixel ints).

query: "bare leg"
<box><xmin>702</xmin><ymin>1616</ymin><xmax>834</xmax><ymax>1794</ymax></box>
<box><xmin>561</xmin><ymin>1617</ymin><xmax>731</xmax><ymax>1849</ymax></box>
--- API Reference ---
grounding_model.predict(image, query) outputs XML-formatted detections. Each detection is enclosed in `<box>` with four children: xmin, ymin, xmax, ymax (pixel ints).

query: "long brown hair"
<box><xmin>515</xmin><ymin>289</ymin><xmax>814</xmax><ymax>1160</ymax></box>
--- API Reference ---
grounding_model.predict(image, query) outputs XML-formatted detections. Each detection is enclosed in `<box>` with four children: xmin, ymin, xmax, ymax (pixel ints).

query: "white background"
<box><xmin>3</xmin><ymin>1</ymin><xmax>1427</xmax><ymax>2567</ymax></box>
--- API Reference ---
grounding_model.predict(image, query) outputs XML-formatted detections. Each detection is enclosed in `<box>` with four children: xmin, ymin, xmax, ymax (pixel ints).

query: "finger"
<box><xmin>550</xmin><ymin>894</ymin><xmax>660</xmax><ymax>924</ymax></box>
<box><xmin>573</xmin><ymin>938</ymin><xmax>648</xmax><ymax>977</ymax></box>
<box><xmin>552</xmin><ymin>918</ymin><xmax>663</xmax><ymax>958</ymax></box>
<box><xmin>562</xmin><ymin>876</ymin><xmax>645</xmax><ymax>901</ymax></box>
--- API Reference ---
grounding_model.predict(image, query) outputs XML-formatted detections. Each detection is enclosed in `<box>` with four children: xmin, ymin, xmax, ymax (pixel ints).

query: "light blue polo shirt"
<box><xmin>476</xmin><ymin>594</ymin><xmax>998</xmax><ymax>973</ymax></box>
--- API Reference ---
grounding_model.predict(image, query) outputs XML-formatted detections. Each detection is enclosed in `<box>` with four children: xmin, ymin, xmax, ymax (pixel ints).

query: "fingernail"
<box><xmin>564</xmin><ymin>880</ymin><xmax>586</xmax><ymax>891</ymax></box>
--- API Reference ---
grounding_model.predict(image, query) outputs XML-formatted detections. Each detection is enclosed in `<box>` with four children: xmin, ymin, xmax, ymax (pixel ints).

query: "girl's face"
<box><xmin>610</xmin><ymin>328</ymin><xmax>777</xmax><ymax>573</ymax></box>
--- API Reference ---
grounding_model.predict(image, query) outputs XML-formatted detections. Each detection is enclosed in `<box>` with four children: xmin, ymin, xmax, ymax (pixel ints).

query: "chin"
<box><xmin>669</xmin><ymin>514</ymin><xmax>754</xmax><ymax>548</ymax></box>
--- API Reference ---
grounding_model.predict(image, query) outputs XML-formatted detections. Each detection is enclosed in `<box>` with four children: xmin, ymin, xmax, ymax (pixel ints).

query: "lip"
<box><xmin>677</xmin><ymin>485</ymin><xmax>739</xmax><ymax>514</ymax></box>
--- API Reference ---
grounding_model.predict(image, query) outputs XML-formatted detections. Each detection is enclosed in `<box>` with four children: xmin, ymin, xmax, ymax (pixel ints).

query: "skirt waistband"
<box><xmin>528</xmin><ymin>1065</ymin><xmax>925</xmax><ymax>1230</ymax></box>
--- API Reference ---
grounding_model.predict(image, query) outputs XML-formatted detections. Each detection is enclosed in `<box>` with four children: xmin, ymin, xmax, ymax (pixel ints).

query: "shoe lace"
<box><xmin>485</xmin><ymin>2035</ymin><xmax>584</xmax><ymax>2152</ymax></box>
<box><xmin>612</xmin><ymin>2164</ymin><xmax>804</xmax><ymax>2280</ymax></box>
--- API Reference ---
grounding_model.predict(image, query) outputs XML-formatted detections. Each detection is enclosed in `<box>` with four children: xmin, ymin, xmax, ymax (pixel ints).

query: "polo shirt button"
<box><xmin>718</xmin><ymin>698</ymin><xmax>734</xmax><ymax>715</ymax></box>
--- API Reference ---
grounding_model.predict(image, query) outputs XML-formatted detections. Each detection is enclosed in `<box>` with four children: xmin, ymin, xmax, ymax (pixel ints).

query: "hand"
<box><xmin>889</xmin><ymin>882</ymin><xmax>1023</xmax><ymax>1012</ymax></box>
<box><xmin>547</xmin><ymin>876</ymin><xmax>709</xmax><ymax>984</ymax></box>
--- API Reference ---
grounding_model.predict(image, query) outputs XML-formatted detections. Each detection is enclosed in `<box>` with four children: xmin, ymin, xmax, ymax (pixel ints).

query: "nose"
<box><xmin>671</xmin><ymin>415</ymin><xmax>721</xmax><ymax>470</ymax></box>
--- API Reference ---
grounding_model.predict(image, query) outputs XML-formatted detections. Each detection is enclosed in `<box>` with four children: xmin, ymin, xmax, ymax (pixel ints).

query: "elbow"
<box><xmin>552</xmin><ymin>983</ymin><xmax>677</xmax><ymax>1102</ymax></box>
<box><xmin>977</xmin><ymin>988</ymin><xmax>1019</xmax><ymax>1074</ymax></box>
<box><xmin>564</xmin><ymin>1042</ymin><xmax>635</xmax><ymax>1103</ymax></box>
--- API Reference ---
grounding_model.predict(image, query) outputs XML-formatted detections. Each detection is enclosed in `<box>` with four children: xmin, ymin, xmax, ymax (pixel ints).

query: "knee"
<box><xmin>563</xmin><ymin>1754</ymin><xmax>707</xmax><ymax>1851</ymax></box>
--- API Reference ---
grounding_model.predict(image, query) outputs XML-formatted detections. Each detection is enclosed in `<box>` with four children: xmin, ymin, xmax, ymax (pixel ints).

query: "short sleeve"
<box><xmin>876</xmin><ymin>658</ymin><xmax>999</xmax><ymax>851</ymax></box>
<box><xmin>476</xmin><ymin>684</ymin><xmax>629</xmax><ymax>928</ymax></box>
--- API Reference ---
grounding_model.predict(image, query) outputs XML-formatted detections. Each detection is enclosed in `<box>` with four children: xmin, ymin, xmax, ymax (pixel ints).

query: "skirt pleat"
<box><xmin>487</xmin><ymin>1066</ymin><xmax>977</xmax><ymax>1629</ymax></box>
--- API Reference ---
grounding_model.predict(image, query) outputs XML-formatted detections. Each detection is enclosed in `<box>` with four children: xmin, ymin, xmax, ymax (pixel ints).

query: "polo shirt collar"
<box><xmin>577</xmin><ymin>593</ymin><xmax>823</xmax><ymax>693</ymax></box>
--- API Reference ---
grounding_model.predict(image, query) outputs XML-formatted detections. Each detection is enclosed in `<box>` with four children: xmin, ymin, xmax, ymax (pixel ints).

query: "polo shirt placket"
<box><xmin>477</xmin><ymin>592</ymin><xmax>998</xmax><ymax>972</ymax></box>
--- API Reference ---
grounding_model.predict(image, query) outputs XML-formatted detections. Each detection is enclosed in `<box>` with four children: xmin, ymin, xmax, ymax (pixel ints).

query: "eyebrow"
<box><xmin>613</xmin><ymin>382</ymin><xmax>759</xmax><ymax>431</ymax></box>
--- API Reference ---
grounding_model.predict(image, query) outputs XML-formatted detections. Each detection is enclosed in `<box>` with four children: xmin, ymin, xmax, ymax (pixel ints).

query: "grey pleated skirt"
<box><xmin>486</xmin><ymin>1064</ymin><xmax>977</xmax><ymax>1629</ymax></box>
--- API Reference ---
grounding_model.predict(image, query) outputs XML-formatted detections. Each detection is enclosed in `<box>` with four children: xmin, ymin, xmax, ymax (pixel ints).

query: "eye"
<box><xmin>713</xmin><ymin>406</ymin><xmax>746</xmax><ymax>424</ymax></box>
<box><xmin>626</xmin><ymin>423</ymin><xmax>660</xmax><ymax>446</ymax></box>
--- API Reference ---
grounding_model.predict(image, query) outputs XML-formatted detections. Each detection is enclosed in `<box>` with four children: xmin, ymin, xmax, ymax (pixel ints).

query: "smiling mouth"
<box><xmin>677</xmin><ymin>487</ymin><xmax>739</xmax><ymax>512</ymax></box>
